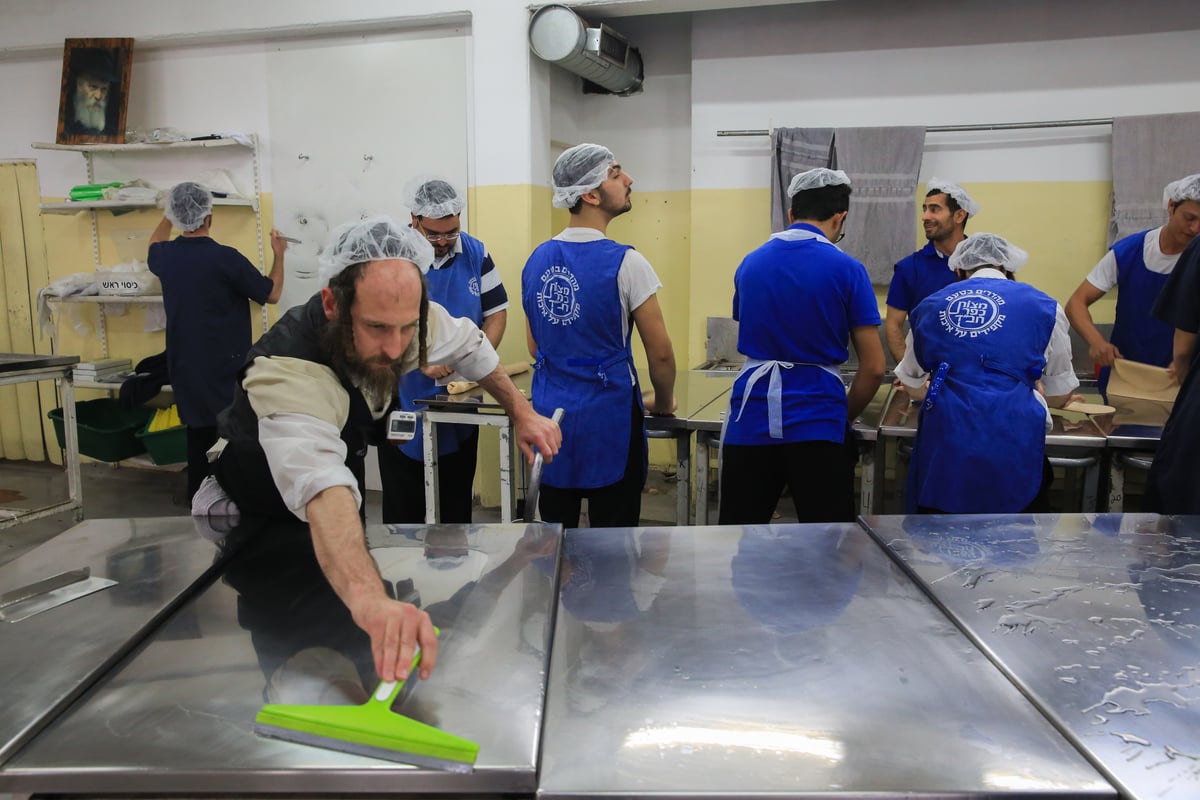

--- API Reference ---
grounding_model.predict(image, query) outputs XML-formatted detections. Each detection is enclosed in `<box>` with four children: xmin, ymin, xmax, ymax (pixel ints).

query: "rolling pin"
<box><xmin>446</xmin><ymin>361</ymin><xmax>530</xmax><ymax>394</ymax></box>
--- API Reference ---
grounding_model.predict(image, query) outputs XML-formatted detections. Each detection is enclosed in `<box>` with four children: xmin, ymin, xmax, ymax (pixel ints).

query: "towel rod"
<box><xmin>717</xmin><ymin>118</ymin><xmax>1112</xmax><ymax>137</ymax></box>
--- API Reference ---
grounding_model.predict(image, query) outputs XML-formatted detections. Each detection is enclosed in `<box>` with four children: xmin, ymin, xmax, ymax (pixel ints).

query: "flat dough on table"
<box><xmin>1108</xmin><ymin>359</ymin><xmax>1179</xmax><ymax>403</ymax></box>
<box><xmin>1062</xmin><ymin>399</ymin><xmax>1117</xmax><ymax>415</ymax></box>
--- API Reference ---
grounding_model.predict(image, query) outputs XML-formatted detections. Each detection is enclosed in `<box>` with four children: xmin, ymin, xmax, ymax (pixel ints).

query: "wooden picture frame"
<box><xmin>56</xmin><ymin>37</ymin><xmax>134</xmax><ymax>145</ymax></box>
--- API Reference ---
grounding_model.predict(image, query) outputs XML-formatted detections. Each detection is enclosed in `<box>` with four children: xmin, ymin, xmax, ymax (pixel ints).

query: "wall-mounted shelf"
<box><xmin>40</xmin><ymin>197</ymin><xmax>255</xmax><ymax>215</ymax></box>
<box><xmin>51</xmin><ymin>295</ymin><xmax>163</xmax><ymax>304</ymax></box>
<box><xmin>31</xmin><ymin>138</ymin><xmax>252</xmax><ymax>153</ymax></box>
<box><xmin>34</xmin><ymin>133</ymin><xmax>265</xmax><ymax>360</ymax></box>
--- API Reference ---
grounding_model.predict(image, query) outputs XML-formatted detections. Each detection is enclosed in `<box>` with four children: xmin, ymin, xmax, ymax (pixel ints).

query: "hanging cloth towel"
<box><xmin>1111</xmin><ymin>112</ymin><xmax>1200</xmax><ymax>244</ymax></box>
<box><xmin>831</xmin><ymin>125</ymin><xmax>926</xmax><ymax>286</ymax></box>
<box><xmin>769</xmin><ymin>127</ymin><xmax>835</xmax><ymax>233</ymax></box>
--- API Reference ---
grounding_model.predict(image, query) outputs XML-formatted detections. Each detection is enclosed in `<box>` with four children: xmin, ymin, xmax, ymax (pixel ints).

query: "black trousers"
<box><xmin>186</xmin><ymin>425</ymin><xmax>219</xmax><ymax>502</ymax></box>
<box><xmin>538</xmin><ymin>395</ymin><xmax>646</xmax><ymax>529</ymax></box>
<box><xmin>718</xmin><ymin>431</ymin><xmax>858</xmax><ymax>525</ymax></box>
<box><xmin>376</xmin><ymin>430</ymin><xmax>479</xmax><ymax>524</ymax></box>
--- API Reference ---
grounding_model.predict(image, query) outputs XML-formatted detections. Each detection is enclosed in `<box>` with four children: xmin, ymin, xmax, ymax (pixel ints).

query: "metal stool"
<box><xmin>1107</xmin><ymin>451</ymin><xmax>1153</xmax><ymax>513</ymax></box>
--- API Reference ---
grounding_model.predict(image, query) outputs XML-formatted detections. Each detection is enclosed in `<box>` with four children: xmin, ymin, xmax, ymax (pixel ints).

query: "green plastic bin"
<box><xmin>135</xmin><ymin>418</ymin><xmax>187</xmax><ymax>465</ymax></box>
<box><xmin>47</xmin><ymin>398</ymin><xmax>151</xmax><ymax>462</ymax></box>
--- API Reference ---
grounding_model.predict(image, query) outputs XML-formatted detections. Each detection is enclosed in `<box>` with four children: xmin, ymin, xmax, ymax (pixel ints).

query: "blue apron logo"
<box><xmin>537</xmin><ymin>265</ymin><xmax>582</xmax><ymax>325</ymax></box>
<box><xmin>939</xmin><ymin>288</ymin><xmax>1006</xmax><ymax>338</ymax></box>
<box><xmin>468</xmin><ymin>276</ymin><xmax>480</xmax><ymax>297</ymax></box>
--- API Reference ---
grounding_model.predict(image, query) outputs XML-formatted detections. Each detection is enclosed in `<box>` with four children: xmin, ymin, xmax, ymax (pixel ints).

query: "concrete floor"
<box><xmin>0</xmin><ymin>459</ymin><xmax>749</xmax><ymax>569</ymax></box>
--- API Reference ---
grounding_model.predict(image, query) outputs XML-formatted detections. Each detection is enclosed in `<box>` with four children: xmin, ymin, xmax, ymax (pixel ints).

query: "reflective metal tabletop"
<box><xmin>539</xmin><ymin>524</ymin><xmax>1111</xmax><ymax>799</ymax></box>
<box><xmin>862</xmin><ymin>513</ymin><xmax>1200</xmax><ymax>800</ymax></box>
<box><xmin>878</xmin><ymin>386</ymin><xmax>1108</xmax><ymax>448</ymax></box>
<box><xmin>0</xmin><ymin>517</ymin><xmax>234</xmax><ymax>765</ymax></box>
<box><xmin>1</xmin><ymin>522</ymin><xmax>562</xmax><ymax>795</ymax></box>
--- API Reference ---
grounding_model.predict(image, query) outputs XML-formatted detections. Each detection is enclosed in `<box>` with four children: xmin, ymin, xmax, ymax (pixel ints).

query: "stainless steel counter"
<box><xmin>0</xmin><ymin>517</ymin><xmax>233</xmax><ymax>764</ymax></box>
<box><xmin>861</xmin><ymin>513</ymin><xmax>1200</xmax><ymax>800</ymax></box>
<box><xmin>1</xmin><ymin>521</ymin><xmax>562</xmax><ymax>795</ymax></box>
<box><xmin>538</xmin><ymin>524</ymin><xmax>1112</xmax><ymax>799</ymax></box>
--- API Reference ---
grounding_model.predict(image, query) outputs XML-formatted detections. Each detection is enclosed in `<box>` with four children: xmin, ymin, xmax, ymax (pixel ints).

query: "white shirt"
<box><xmin>252</xmin><ymin>302</ymin><xmax>500</xmax><ymax>520</ymax></box>
<box><xmin>896</xmin><ymin>268</ymin><xmax>1079</xmax><ymax>431</ymax></box>
<box><xmin>1085</xmin><ymin>227</ymin><xmax>1180</xmax><ymax>292</ymax></box>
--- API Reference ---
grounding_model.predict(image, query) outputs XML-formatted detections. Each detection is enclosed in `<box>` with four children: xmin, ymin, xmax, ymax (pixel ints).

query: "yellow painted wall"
<box><xmin>687</xmin><ymin>181</ymin><xmax>1116</xmax><ymax>365</ymax></box>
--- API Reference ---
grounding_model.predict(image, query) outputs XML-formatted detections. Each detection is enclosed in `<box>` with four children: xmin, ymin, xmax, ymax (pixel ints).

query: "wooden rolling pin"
<box><xmin>446</xmin><ymin>361</ymin><xmax>530</xmax><ymax>394</ymax></box>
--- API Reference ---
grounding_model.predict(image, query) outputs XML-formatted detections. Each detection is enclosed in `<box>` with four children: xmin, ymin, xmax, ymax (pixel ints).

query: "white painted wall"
<box><xmin>689</xmin><ymin>0</ymin><xmax>1200</xmax><ymax>191</ymax></box>
<box><xmin>548</xmin><ymin>13</ymin><xmax>692</xmax><ymax>192</ymax></box>
<box><xmin>0</xmin><ymin>0</ymin><xmax>541</xmax><ymax>190</ymax></box>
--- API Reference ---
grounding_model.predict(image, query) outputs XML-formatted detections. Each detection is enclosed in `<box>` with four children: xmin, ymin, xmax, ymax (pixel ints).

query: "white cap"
<box><xmin>948</xmin><ymin>233</ymin><xmax>1029</xmax><ymax>273</ymax></box>
<box><xmin>1164</xmin><ymin>174</ymin><xmax>1200</xmax><ymax>207</ymax></box>
<box><xmin>552</xmin><ymin>143</ymin><xmax>615</xmax><ymax>209</ymax></box>
<box><xmin>163</xmin><ymin>181</ymin><xmax>213</xmax><ymax>232</ymax></box>
<box><xmin>787</xmin><ymin>168</ymin><xmax>850</xmax><ymax>197</ymax></box>
<box><xmin>926</xmin><ymin>177</ymin><xmax>980</xmax><ymax>218</ymax></box>
<box><xmin>317</xmin><ymin>215</ymin><xmax>435</xmax><ymax>287</ymax></box>
<box><xmin>405</xmin><ymin>176</ymin><xmax>466</xmax><ymax>219</ymax></box>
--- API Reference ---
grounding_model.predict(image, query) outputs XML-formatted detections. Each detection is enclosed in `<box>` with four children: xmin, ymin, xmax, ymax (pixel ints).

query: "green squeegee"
<box><xmin>254</xmin><ymin>646</ymin><xmax>479</xmax><ymax>773</ymax></box>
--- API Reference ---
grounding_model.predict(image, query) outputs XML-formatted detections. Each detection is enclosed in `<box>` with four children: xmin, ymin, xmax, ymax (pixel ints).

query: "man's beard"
<box><xmin>321</xmin><ymin>315</ymin><xmax>402</xmax><ymax>407</ymax></box>
<box><xmin>73</xmin><ymin>88</ymin><xmax>107</xmax><ymax>132</ymax></box>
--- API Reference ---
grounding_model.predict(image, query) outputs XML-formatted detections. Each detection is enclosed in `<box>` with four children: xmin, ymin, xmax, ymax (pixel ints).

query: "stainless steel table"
<box><xmin>877</xmin><ymin>385</ymin><xmax>1108</xmax><ymax>512</ymax></box>
<box><xmin>539</xmin><ymin>523</ymin><xmax>1112</xmax><ymax>799</ymax></box>
<box><xmin>861</xmin><ymin>513</ymin><xmax>1200</xmax><ymax>800</ymax></box>
<box><xmin>0</xmin><ymin>520</ymin><xmax>562</xmax><ymax>795</ymax></box>
<box><xmin>0</xmin><ymin>352</ymin><xmax>82</xmax><ymax>527</ymax></box>
<box><xmin>0</xmin><ymin>517</ymin><xmax>235</xmax><ymax>765</ymax></box>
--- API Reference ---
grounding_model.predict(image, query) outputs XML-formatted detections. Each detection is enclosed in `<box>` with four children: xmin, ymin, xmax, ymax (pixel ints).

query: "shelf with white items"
<box><xmin>52</xmin><ymin>294</ymin><xmax>163</xmax><ymax>304</ymax></box>
<box><xmin>40</xmin><ymin>197</ymin><xmax>255</xmax><ymax>215</ymax></box>
<box><xmin>31</xmin><ymin>138</ymin><xmax>252</xmax><ymax>154</ymax></box>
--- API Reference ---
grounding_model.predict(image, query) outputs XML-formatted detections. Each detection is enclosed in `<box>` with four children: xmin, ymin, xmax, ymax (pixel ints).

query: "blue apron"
<box><xmin>1101</xmin><ymin>231</ymin><xmax>1174</xmax><ymax>398</ymax></box>
<box><xmin>522</xmin><ymin>238</ymin><xmax>645</xmax><ymax>489</ymax></box>
<box><xmin>398</xmin><ymin>234</ymin><xmax>486</xmax><ymax>460</ymax></box>
<box><xmin>907</xmin><ymin>278</ymin><xmax>1057</xmax><ymax>513</ymax></box>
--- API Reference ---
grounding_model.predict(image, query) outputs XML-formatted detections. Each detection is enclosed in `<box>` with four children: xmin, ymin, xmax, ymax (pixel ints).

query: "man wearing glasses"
<box><xmin>376</xmin><ymin>177</ymin><xmax>509</xmax><ymax>524</ymax></box>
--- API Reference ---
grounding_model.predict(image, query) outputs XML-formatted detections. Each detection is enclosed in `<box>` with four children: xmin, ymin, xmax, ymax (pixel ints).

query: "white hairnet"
<box><xmin>1164</xmin><ymin>174</ymin><xmax>1200</xmax><ymax>207</ymax></box>
<box><xmin>787</xmin><ymin>168</ymin><xmax>850</xmax><ymax>197</ymax></box>
<box><xmin>948</xmin><ymin>233</ymin><xmax>1029</xmax><ymax>273</ymax></box>
<box><xmin>552</xmin><ymin>143</ymin><xmax>614</xmax><ymax>209</ymax></box>
<box><xmin>405</xmin><ymin>176</ymin><xmax>465</xmax><ymax>219</ymax></box>
<box><xmin>163</xmin><ymin>181</ymin><xmax>213</xmax><ymax>232</ymax></box>
<box><xmin>925</xmin><ymin>176</ymin><xmax>981</xmax><ymax>218</ymax></box>
<box><xmin>317</xmin><ymin>215</ymin><xmax>435</xmax><ymax>287</ymax></box>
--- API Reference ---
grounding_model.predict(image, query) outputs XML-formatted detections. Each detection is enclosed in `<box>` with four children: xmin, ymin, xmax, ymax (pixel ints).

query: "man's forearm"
<box><xmin>884</xmin><ymin>318</ymin><xmax>906</xmax><ymax>365</ymax></box>
<box><xmin>306</xmin><ymin>486</ymin><xmax>386</xmax><ymax>616</ymax></box>
<box><xmin>647</xmin><ymin>353</ymin><xmax>676</xmax><ymax>413</ymax></box>
<box><xmin>478</xmin><ymin>363</ymin><xmax>536</xmax><ymax>422</ymax></box>
<box><xmin>149</xmin><ymin>216</ymin><xmax>173</xmax><ymax>245</ymax></box>
<box><xmin>1065</xmin><ymin>296</ymin><xmax>1106</xmax><ymax>349</ymax></box>
<box><xmin>481</xmin><ymin>311</ymin><xmax>506</xmax><ymax>351</ymax></box>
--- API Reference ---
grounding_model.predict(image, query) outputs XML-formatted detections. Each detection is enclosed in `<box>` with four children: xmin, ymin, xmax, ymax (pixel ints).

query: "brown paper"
<box><xmin>1108</xmin><ymin>359</ymin><xmax>1179</xmax><ymax>403</ymax></box>
<box><xmin>446</xmin><ymin>361</ymin><xmax>530</xmax><ymax>395</ymax></box>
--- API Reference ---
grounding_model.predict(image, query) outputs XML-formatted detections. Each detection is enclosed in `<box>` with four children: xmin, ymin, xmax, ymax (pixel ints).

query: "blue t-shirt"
<box><xmin>725</xmin><ymin>224</ymin><xmax>881</xmax><ymax>445</ymax></box>
<box><xmin>886</xmin><ymin>241</ymin><xmax>955</xmax><ymax>313</ymax></box>
<box><xmin>148</xmin><ymin>236</ymin><xmax>273</xmax><ymax>427</ymax></box>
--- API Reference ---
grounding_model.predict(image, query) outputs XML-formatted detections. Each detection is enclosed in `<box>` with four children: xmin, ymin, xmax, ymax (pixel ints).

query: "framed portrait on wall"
<box><xmin>56</xmin><ymin>37</ymin><xmax>134</xmax><ymax>145</ymax></box>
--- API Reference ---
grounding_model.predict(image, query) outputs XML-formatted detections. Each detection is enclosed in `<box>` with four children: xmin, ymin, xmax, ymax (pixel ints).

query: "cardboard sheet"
<box><xmin>1108</xmin><ymin>359</ymin><xmax>1179</xmax><ymax>403</ymax></box>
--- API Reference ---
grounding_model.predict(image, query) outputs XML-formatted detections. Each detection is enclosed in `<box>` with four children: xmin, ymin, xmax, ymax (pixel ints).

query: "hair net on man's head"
<box><xmin>317</xmin><ymin>215</ymin><xmax>435</xmax><ymax>287</ymax></box>
<box><xmin>926</xmin><ymin>176</ymin><xmax>981</xmax><ymax>218</ymax></box>
<box><xmin>1164</xmin><ymin>174</ymin><xmax>1200</xmax><ymax>207</ymax></box>
<box><xmin>552</xmin><ymin>143</ymin><xmax>614</xmax><ymax>209</ymax></box>
<box><xmin>405</xmin><ymin>176</ymin><xmax>466</xmax><ymax>219</ymax></box>
<box><xmin>948</xmin><ymin>232</ymin><xmax>1029</xmax><ymax>273</ymax></box>
<box><xmin>163</xmin><ymin>181</ymin><xmax>213</xmax><ymax>233</ymax></box>
<box><xmin>787</xmin><ymin>168</ymin><xmax>850</xmax><ymax>198</ymax></box>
